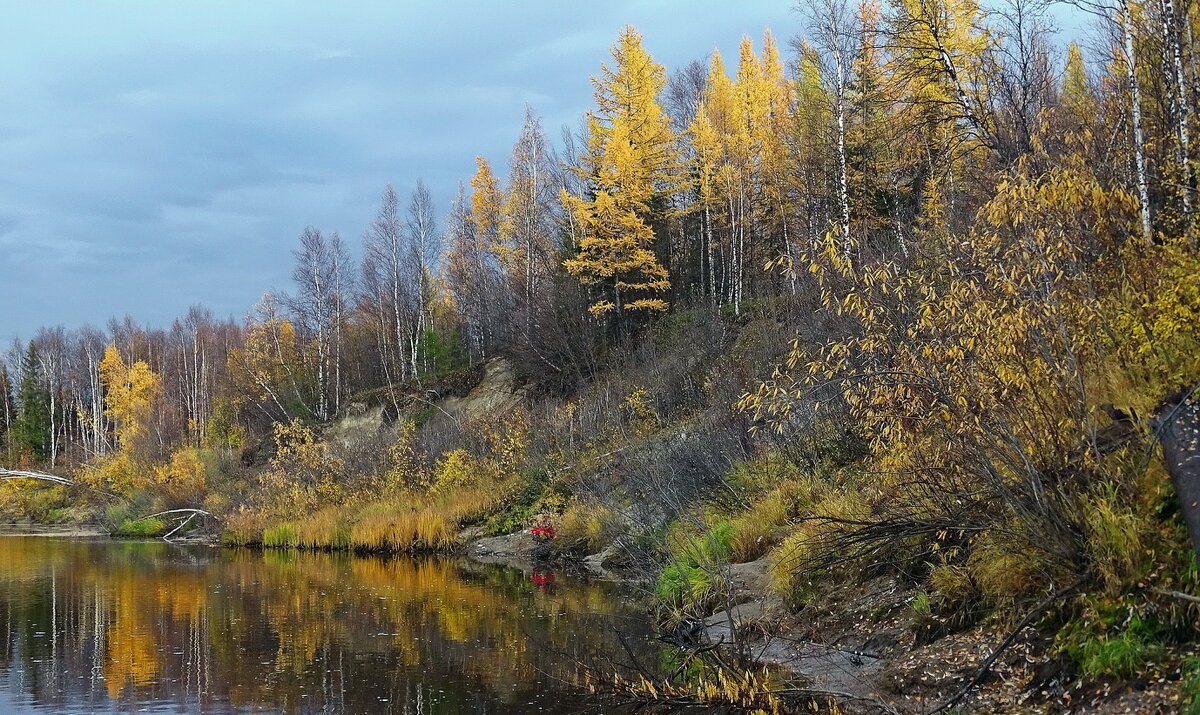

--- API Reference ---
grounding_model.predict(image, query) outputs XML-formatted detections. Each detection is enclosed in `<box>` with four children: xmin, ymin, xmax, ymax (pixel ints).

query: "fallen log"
<box><xmin>0</xmin><ymin>468</ymin><xmax>75</xmax><ymax>486</ymax></box>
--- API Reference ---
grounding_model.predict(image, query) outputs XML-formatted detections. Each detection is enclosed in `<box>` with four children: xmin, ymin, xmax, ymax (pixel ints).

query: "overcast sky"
<box><xmin>0</xmin><ymin>2</ymin><xmax>1089</xmax><ymax>344</ymax></box>
<box><xmin>0</xmin><ymin>1</ymin><xmax>800</xmax><ymax>343</ymax></box>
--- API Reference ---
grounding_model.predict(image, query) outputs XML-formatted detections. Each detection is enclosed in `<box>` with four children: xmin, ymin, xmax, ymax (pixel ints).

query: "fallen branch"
<box><xmin>134</xmin><ymin>508</ymin><xmax>216</xmax><ymax>542</ymax></box>
<box><xmin>0</xmin><ymin>469</ymin><xmax>74</xmax><ymax>486</ymax></box>
<box><xmin>1150</xmin><ymin>587</ymin><xmax>1200</xmax><ymax>604</ymax></box>
<box><xmin>929</xmin><ymin>573</ymin><xmax>1087</xmax><ymax>714</ymax></box>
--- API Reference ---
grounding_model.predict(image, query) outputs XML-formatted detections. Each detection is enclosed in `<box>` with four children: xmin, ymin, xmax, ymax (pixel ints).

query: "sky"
<box><xmin>0</xmin><ymin>1</ymin><xmax>800</xmax><ymax>343</ymax></box>
<box><xmin>0</xmin><ymin>2</ymin><xmax>1090</xmax><ymax>345</ymax></box>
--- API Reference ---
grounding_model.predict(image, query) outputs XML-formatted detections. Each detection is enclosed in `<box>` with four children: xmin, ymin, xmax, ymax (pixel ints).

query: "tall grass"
<box><xmin>223</xmin><ymin>487</ymin><xmax>503</xmax><ymax>554</ymax></box>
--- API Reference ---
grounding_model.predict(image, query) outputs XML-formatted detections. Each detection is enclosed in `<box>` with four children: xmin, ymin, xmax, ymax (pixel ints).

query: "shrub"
<box><xmin>153</xmin><ymin>447</ymin><xmax>209</xmax><ymax>506</ymax></box>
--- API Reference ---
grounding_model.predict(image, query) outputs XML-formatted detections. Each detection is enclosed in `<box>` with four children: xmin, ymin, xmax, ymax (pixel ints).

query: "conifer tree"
<box><xmin>564</xmin><ymin>25</ymin><xmax>680</xmax><ymax>322</ymax></box>
<box><xmin>10</xmin><ymin>344</ymin><xmax>51</xmax><ymax>462</ymax></box>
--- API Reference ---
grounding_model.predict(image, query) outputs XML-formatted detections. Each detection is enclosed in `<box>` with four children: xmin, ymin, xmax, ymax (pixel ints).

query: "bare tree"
<box><xmin>406</xmin><ymin>180</ymin><xmax>440</xmax><ymax>375</ymax></box>
<box><xmin>805</xmin><ymin>0</ymin><xmax>858</xmax><ymax>254</ymax></box>
<box><xmin>288</xmin><ymin>227</ymin><xmax>340</xmax><ymax>421</ymax></box>
<box><xmin>362</xmin><ymin>184</ymin><xmax>419</xmax><ymax>385</ymax></box>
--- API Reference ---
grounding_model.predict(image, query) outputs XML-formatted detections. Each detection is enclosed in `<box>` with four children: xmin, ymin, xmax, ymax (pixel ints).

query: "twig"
<box><xmin>1150</xmin><ymin>587</ymin><xmax>1200</xmax><ymax>604</ymax></box>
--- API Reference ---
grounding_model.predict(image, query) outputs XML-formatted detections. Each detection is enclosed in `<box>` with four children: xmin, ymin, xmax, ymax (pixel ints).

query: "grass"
<box><xmin>1059</xmin><ymin>609</ymin><xmax>1164</xmax><ymax>678</ymax></box>
<box><xmin>114</xmin><ymin>516</ymin><xmax>167</xmax><ymax>538</ymax></box>
<box><xmin>1181</xmin><ymin>656</ymin><xmax>1200</xmax><ymax>715</ymax></box>
<box><xmin>223</xmin><ymin>486</ymin><xmax>504</xmax><ymax>554</ymax></box>
<box><xmin>654</xmin><ymin>520</ymin><xmax>737</xmax><ymax>612</ymax></box>
<box><xmin>261</xmin><ymin>523</ymin><xmax>298</xmax><ymax>548</ymax></box>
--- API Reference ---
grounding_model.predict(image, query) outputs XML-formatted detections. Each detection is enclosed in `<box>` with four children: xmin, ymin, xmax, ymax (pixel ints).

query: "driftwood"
<box><xmin>0</xmin><ymin>468</ymin><xmax>75</xmax><ymax>486</ymax></box>
<box><xmin>134</xmin><ymin>508</ymin><xmax>216</xmax><ymax>541</ymax></box>
<box><xmin>1</xmin><ymin>468</ymin><xmax>213</xmax><ymax>541</ymax></box>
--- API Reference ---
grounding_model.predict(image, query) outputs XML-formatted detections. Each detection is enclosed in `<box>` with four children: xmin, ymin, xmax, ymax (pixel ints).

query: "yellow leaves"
<box><xmin>469</xmin><ymin>156</ymin><xmax>503</xmax><ymax>243</ymax></box>
<box><xmin>153</xmin><ymin>447</ymin><xmax>208</xmax><ymax>506</ymax></box>
<box><xmin>99</xmin><ymin>344</ymin><xmax>162</xmax><ymax>452</ymax></box>
<box><xmin>563</xmin><ymin>189</ymin><xmax>671</xmax><ymax>315</ymax></box>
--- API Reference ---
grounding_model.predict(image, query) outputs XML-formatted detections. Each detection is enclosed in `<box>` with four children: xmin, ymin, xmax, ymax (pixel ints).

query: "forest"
<box><xmin>3</xmin><ymin>0</ymin><xmax>1200</xmax><ymax>710</ymax></box>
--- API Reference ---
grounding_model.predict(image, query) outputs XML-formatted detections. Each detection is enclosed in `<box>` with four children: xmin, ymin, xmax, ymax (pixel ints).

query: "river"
<box><xmin>0</xmin><ymin>536</ymin><xmax>664</xmax><ymax>714</ymax></box>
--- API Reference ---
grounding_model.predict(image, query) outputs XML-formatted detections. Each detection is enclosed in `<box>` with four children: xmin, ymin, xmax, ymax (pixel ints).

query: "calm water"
<box><xmin>0</xmin><ymin>537</ymin><xmax>663</xmax><ymax>714</ymax></box>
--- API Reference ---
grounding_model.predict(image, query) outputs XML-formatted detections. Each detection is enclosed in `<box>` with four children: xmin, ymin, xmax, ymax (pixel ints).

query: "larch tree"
<box><xmin>564</xmin><ymin>25</ymin><xmax>681</xmax><ymax>323</ymax></box>
<box><xmin>1061</xmin><ymin>41</ymin><xmax>1095</xmax><ymax>123</ymax></box>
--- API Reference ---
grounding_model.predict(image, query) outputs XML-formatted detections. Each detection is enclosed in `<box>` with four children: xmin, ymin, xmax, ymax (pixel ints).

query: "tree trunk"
<box><xmin>1121</xmin><ymin>1</ymin><xmax>1154</xmax><ymax>243</ymax></box>
<box><xmin>1156</xmin><ymin>392</ymin><xmax>1200</xmax><ymax>566</ymax></box>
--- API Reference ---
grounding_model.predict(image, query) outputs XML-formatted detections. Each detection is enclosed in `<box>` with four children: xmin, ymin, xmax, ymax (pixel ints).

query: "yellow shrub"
<box><xmin>968</xmin><ymin>532</ymin><xmax>1049</xmax><ymax>602</ymax></box>
<box><xmin>153</xmin><ymin>448</ymin><xmax>208</xmax><ymax>506</ymax></box>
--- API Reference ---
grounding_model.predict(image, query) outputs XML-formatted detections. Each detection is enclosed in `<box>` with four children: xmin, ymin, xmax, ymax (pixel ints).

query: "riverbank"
<box><xmin>0</xmin><ymin>523</ymin><xmax>108</xmax><ymax>537</ymax></box>
<box><xmin>5</xmin><ymin>514</ymin><xmax>1199</xmax><ymax>714</ymax></box>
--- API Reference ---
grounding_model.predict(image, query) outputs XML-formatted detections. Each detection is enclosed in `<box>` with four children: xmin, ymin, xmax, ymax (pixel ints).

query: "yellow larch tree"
<box><xmin>469</xmin><ymin>156</ymin><xmax>503</xmax><ymax>253</ymax></box>
<box><xmin>563</xmin><ymin>25</ymin><xmax>680</xmax><ymax>320</ymax></box>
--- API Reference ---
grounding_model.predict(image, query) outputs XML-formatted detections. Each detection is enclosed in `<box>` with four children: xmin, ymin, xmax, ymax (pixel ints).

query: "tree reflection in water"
<box><xmin>0</xmin><ymin>537</ymin><xmax>660</xmax><ymax>714</ymax></box>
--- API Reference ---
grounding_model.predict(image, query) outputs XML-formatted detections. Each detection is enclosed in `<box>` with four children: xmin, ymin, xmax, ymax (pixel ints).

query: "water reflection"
<box><xmin>0</xmin><ymin>537</ymin><xmax>660</xmax><ymax>714</ymax></box>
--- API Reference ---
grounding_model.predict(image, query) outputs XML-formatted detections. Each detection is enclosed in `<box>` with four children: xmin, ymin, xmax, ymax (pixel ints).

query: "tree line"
<box><xmin>1</xmin><ymin>0</ymin><xmax>1196</xmax><ymax>494</ymax></box>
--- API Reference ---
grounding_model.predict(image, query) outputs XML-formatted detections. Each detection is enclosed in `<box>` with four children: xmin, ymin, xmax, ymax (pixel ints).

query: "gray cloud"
<box><xmin>0</xmin><ymin>1</ymin><xmax>796</xmax><ymax>342</ymax></box>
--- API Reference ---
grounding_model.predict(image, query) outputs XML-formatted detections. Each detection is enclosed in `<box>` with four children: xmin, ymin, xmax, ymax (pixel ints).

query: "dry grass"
<box><xmin>768</xmin><ymin>485</ymin><xmax>870</xmax><ymax>597</ymax></box>
<box><xmin>554</xmin><ymin>501</ymin><xmax>614</xmax><ymax>553</ymax></box>
<box><xmin>967</xmin><ymin>531</ymin><xmax>1050</xmax><ymax>603</ymax></box>
<box><xmin>729</xmin><ymin>491</ymin><xmax>791</xmax><ymax>563</ymax></box>
<box><xmin>1081</xmin><ymin>484</ymin><xmax>1150</xmax><ymax>589</ymax></box>
<box><xmin>295</xmin><ymin>506</ymin><xmax>351</xmax><ymax>549</ymax></box>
